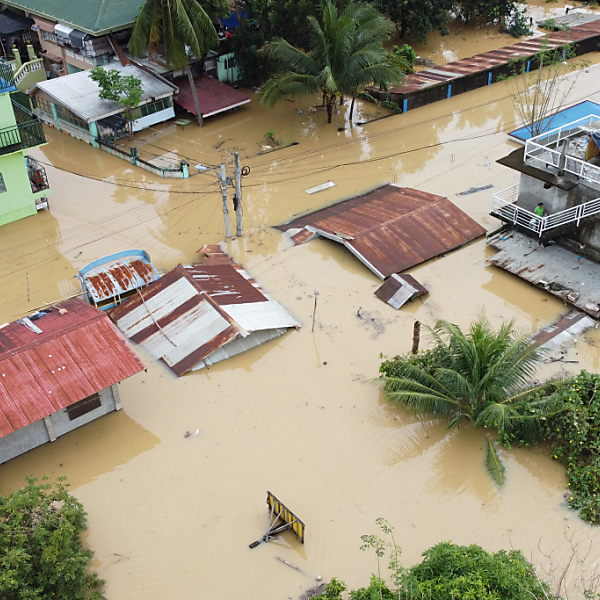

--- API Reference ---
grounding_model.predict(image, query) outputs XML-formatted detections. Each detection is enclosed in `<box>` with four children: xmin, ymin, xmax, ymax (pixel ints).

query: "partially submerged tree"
<box><xmin>507</xmin><ymin>42</ymin><xmax>589</xmax><ymax>138</ymax></box>
<box><xmin>260</xmin><ymin>0</ymin><xmax>406</xmax><ymax>124</ymax></box>
<box><xmin>129</xmin><ymin>0</ymin><xmax>222</xmax><ymax>126</ymax></box>
<box><xmin>90</xmin><ymin>67</ymin><xmax>142</xmax><ymax>140</ymax></box>
<box><xmin>0</xmin><ymin>476</ymin><xmax>105</xmax><ymax>600</ymax></box>
<box><xmin>378</xmin><ymin>316</ymin><xmax>563</xmax><ymax>485</ymax></box>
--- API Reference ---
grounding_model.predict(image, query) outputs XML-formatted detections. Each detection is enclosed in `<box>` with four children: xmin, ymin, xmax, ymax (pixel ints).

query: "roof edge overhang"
<box><xmin>2</xmin><ymin>0</ymin><xmax>136</xmax><ymax>35</ymax></box>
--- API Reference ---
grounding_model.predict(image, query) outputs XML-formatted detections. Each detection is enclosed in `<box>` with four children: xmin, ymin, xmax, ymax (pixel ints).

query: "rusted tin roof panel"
<box><xmin>109</xmin><ymin>254</ymin><xmax>300</xmax><ymax>375</ymax></box>
<box><xmin>0</xmin><ymin>298</ymin><xmax>145</xmax><ymax>438</ymax></box>
<box><xmin>375</xmin><ymin>273</ymin><xmax>428</xmax><ymax>310</ymax></box>
<box><xmin>280</xmin><ymin>185</ymin><xmax>486</xmax><ymax>280</ymax></box>
<box><xmin>80</xmin><ymin>250</ymin><xmax>160</xmax><ymax>303</ymax></box>
<box><xmin>532</xmin><ymin>311</ymin><xmax>595</xmax><ymax>349</ymax></box>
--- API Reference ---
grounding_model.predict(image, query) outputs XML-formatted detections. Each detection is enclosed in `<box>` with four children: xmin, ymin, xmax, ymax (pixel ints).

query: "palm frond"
<box><xmin>486</xmin><ymin>440</ymin><xmax>505</xmax><ymax>486</ymax></box>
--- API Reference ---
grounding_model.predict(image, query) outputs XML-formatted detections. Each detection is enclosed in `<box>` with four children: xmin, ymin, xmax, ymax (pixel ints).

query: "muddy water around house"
<box><xmin>1</xmin><ymin>45</ymin><xmax>600</xmax><ymax>600</ymax></box>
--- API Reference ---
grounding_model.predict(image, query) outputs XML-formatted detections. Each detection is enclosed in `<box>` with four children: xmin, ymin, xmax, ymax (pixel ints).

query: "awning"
<box><xmin>0</xmin><ymin>10</ymin><xmax>33</xmax><ymax>35</ymax></box>
<box><xmin>220</xmin><ymin>10</ymin><xmax>249</xmax><ymax>29</ymax></box>
<box><xmin>175</xmin><ymin>75</ymin><xmax>250</xmax><ymax>118</ymax></box>
<box><xmin>54</xmin><ymin>23</ymin><xmax>74</xmax><ymax>38</ymax></box>
<box><xmin>69</xmin><ymin>29</ymin><xmax>90</xmax><ymax>48</ymax></box>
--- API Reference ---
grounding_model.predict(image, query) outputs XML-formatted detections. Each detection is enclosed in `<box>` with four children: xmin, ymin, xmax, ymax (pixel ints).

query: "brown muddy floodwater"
<box><xmin>2</xmin><ymin>19</ymin><xmax>600</xmax><ymax>600</ymax></box>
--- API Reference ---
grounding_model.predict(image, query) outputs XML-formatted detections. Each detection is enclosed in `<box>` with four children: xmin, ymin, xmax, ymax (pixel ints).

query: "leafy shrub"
<box><xmin>0</xmin><ymin>476</ymin><xmax>105</xmax><ymax>600</ymax></box>
<box><xmin>500</xmin><ymin>6</ymin><xmax>531</xmax><ymax>37</ymax></box>
<box><xmin>543</xmin><ymin>371</ymin><xmax>600</xmax><ymax>523</ymax></box>
<box><xmin>392</xmin><ymin>44</ymin><xmax>416</xmax><ymax>73</ymax></box>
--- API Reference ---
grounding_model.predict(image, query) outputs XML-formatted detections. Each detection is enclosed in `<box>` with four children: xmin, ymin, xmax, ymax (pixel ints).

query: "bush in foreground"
<box><xmin>0</xmin><ymin>476</ymin><xmax>104</xmax><ymax>600</ymax></box>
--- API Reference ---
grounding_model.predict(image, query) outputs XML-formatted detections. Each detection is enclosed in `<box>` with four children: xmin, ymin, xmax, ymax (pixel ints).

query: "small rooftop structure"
<box><xmin>374</xmin><ymin>274</ymin><xmax>428</xmax><ymax>310</ymax></box>
<box><xmin>174</xmin><ymin>75</ymin><xmax>250</xmax><ymax>118</ymax></box>
<box><xmin>532</xmin><ymin>310</ymin><xmax>595</xmax><ymax>350</ymax></box>
<box><xmin>109</xmin><ymin>246</ymin><xmax>300</xmax><ymax>375</ymax></box>
<box><xmin>0</xmin><ymin>9</ymin><xmax>33</xmax><ymax>35</ymax></box>
<box><xmin>30</xmin><ymin>62</ymin><xmax>177</xmax><ymax>124</ymax></box>
<box><xmin>0</xmin><ymin>298</ymin><xmax>145</xmax><ymax>461</ymax></box>
<box><xmin>278</xmin><ymin>184</ymin><xmax>486</xmax><ymax>280</ymax></box>
<box><xmin>78</xmin><ymin>249</ymin><xmax>161</xmax><ymax>311</ymax></box>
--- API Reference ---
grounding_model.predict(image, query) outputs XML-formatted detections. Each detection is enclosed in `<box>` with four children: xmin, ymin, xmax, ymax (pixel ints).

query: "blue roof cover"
<box><xmin>221</xmin><ymin>10</ymin><xmax>249</xmax><ymax>29</ymax></box>
<box><xmin>509</xmin><ymin>101</ymin><xmax>600</xmax><ymax>143</ymax></box>
<box><xmin>0</xmin><ymin>78</ymin><xmax>17</xmax><ymax>94</ymax></box>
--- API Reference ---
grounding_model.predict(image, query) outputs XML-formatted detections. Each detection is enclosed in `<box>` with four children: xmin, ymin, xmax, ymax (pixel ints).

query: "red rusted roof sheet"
<box><xmin>175</xmin><ymin>75</ymin><xmax>250</xmax><ymax>118</ymax></box>
<box><xmin>375</xmin><ymin>273</ymin><xmax>428</xmax><ymax>309</ymax></box>
<box><xmin>279</xmin><ymin>185</ymin><xmax>486</xmax><ymax>279</ymax></box>
<box><xmin>381</xmin><ymin>19</ymin><xmax>600</xmax><ymax>97</ymax></box>
<box><xmin>0</xmin><ymin>298</ymin><xmax>145</xmax><ymax>438</ymax></box>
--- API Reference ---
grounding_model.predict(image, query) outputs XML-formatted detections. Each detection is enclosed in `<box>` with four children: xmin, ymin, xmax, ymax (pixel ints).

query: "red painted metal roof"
<box><xmin>174</xmin><ymin>75</ymin><xmax>250</xmax><ymax>118</ymax></box>
<box><xmin>381</xmin><ymin>19</ymin><xmax>600</xmax><ymax>97</ymax></box>
<box><xmin>0</xmin><ymin>298</ymin><xmax>145</xmax><ymax>438</ymax></box>
<box><xmin>279</xmin><ymin>185</ymin><xmax>486</xmax><ymax>279</ymax></box>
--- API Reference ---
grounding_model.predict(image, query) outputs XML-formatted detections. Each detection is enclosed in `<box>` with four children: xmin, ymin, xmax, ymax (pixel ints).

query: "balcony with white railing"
<box><xmin>524</xmin><ymin>115</ymin><xmax>600</xmax><ymax>186</ymax></box>
<box><xmin>490</xmin><ymin>184</ymin><xmax>600</xmax><ymax>237</ymax></box>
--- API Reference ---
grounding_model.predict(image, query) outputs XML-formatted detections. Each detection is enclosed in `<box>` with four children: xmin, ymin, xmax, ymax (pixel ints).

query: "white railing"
<box><xmin>13</xmin><ymin>59</ymin><xmax>43</xmax><ymax>85</ymax></box>
<box><xmin>490</xmin><ymin>184</ymin><xmax>600</xmax><ymax>237</ymax></box>
<box><xmin>524</xmin><ymin>115</ymin><xmax>600</xmax><ymax>185</ymax></box>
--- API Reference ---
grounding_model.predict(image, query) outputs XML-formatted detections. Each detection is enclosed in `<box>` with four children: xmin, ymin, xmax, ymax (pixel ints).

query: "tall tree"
<box><xmin>260</xmin><ymin>0</ymin><xmax>405</xmax><ymax>124</ymax></box>
<box><xmin>370</xmin><ymin>0</ymin><xmax>455</xmax><ymax>43</ymax></box>
<box><xmin>457</xmin><ymin>0</ymin><xmax>520</xmax><ymax>24</ymax></box>
<box><xmin>129</xmin><ymin>0</ymin><xmax>221</xmax><ymax>126</ymax></box>
<box><xmin>378</xmin><ymin>316</ymin><xmax>563</xmax><ymax>484</ymax></box>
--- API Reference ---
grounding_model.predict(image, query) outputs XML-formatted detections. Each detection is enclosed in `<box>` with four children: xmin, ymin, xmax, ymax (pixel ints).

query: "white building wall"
<box><xmin>0</xmin><ymin>385</ymin><xmax>120</xmax><ymax>464</ymax></box>
<box><xmin>132</xmin><ymin>106</ymin><xmax>175</xmax><ymax>132</ymax></box>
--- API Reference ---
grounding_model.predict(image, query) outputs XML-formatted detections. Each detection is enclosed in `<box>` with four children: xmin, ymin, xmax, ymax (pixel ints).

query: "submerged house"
<box><xmin>0</xmin><ymin>298</ymin><xmax>145</xmax><ymax>464</ymax></box>
<box><xmin>109</xmin><ymin>246</ymin><xmax>300</xmax><ymax>375</ymax></box>
<box><xmin>488</xmin><ymin>114</ymin><xmax>600</xmax><ymax>315</ymax></box>
<box><xmin>29</xmin><ymin>62</ymin><xmax>177</xmax><ymax>143</ymax></box>
<box><xmin>0</xmin><ymin>58</ymin><xmax>50</xmax><ymax>226</ymax></box>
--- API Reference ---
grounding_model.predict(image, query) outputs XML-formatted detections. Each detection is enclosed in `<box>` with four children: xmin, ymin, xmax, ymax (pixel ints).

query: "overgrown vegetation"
<box><xmin>0</xmin><ymin>476</ymin><xmax>104</xmax><ymax>600</ymax></box>
<box><xmin>378</xmin><ymin>316</ymin><xmax>562</xmax><ymax>485</ymax></box>
<box><xmin>325</xmin><ymin>519</ymin><xmax>554</xmax><ymax>600</ymax></box>
<box><xmin>392</xmin><ymin>44</ymin><xmax>417</xmax><ymax>73</ymax></box>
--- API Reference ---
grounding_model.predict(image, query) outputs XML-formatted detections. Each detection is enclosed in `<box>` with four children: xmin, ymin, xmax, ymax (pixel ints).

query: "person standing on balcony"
<box><xmin>534</xmin><ymin>202</ymin><xmax>548</xmax><ymax>218</ymax></box>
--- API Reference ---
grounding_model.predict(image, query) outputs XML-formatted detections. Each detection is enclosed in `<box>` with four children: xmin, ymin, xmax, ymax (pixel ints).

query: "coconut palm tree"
<box><xmin>129</xmin><ymin>0</ymin><xmax>219</xmax><ymax>126</ymax></box>
<box><xmin>260</xmin><ymin>0</ymin><xmax>406</xmax><ymax>124</ymax></box>
<box><xmin>378</xmin><ymin>316</ymin><xmax>564</xmax><ymax>484</ymax></box>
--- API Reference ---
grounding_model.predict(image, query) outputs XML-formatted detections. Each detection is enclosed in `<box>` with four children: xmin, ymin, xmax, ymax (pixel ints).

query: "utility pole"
<box><xmin>220</xmin><ymin>162</ymin><xmax>231</xmax><ymax>238</ymax></box>
<box><xmin>234</xmin><ymin>152</ymin><xmax>243</xmax><ymax>236</ymax></box>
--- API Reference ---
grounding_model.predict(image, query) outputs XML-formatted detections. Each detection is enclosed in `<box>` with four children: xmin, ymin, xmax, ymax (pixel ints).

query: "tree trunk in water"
<box><xmin>412</xmin><ymin>320</ymin><xmax>421</xmax><ymax>354</ymax></box>
<box><xmin>349</xmin><ymin>97</ymin><xmax>356</xmax><ymax>124</ymax></box>
<box><xmin>326</xmin><ymin>99</ymin><xmax>333</xmax><ymax>123</ymax></box>
<box><xmin>186</xmin><ymin>64</ymin><xmax>204</xmax><ymax>127</ymax></box>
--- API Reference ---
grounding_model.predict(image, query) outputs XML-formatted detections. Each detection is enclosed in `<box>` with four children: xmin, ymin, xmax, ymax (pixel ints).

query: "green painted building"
<box><xmin>0</xmin><ymin>59</ymin><xmax>50</xmax><ymax>226</ymax></box>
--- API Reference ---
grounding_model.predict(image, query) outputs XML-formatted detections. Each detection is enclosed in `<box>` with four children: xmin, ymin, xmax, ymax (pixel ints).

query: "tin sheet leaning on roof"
<box><xmin>278</xmin><ymin>184</ymin><xmax>486</xmax><ymax>280</ymax></box>
<box><xmin>0</xmin><ymin>298</ymin><xmax>145</xmax><ymax>438</ymax></box>
<box><xmin>109</xmin><ymin>247</ymin><xmax>300</xmax><ymax>376</ymax></box>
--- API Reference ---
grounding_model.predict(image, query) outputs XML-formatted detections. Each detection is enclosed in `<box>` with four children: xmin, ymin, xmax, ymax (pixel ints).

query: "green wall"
<box><xmin>0</xmin><ymin>151</ymin><xmax>38</xmax><ymax>226</ymax></box>
<box><xmin>0</xmin><ymin>93</ymin><xmax>17</xmax><ymax>129</ymax></box>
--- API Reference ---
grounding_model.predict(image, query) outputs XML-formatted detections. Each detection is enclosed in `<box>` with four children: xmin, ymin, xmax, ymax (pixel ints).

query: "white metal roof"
<box><xmin>30</xmin><ymin>62</ymin><xmax>177</xmax><ymax>123</ymax></box>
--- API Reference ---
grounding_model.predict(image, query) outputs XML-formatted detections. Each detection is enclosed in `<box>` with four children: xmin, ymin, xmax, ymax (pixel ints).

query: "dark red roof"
<box><xmin>0</xmin><ymin>298</ymin><xmax>145</xmax><ymax>438</ymax></box>
<box><xmin>174</xmin><ymin>75</ymin><xmax>250</xmax><ymax>118</ymax></box>
<box><xmin>279</xmin><ymin>185</ymin><xmax>486</xmax><ymax>279</ymax></box>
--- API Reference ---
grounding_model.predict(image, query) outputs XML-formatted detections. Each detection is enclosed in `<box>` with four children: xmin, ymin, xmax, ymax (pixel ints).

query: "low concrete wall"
<box><xmin>0</xmin><ymin>385</ymin><xmax>120</xmax><ymax>464</ymax></box>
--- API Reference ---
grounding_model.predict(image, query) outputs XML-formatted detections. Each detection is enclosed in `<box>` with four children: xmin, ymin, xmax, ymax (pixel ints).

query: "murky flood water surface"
<box><xmin>2</xmin><ymin>18</ymin><xmax>600</xmax><ymax>599</ymax></box>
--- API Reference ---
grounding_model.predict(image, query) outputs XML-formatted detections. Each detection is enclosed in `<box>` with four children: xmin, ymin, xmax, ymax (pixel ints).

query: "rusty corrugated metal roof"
<box><xmin>279</xmin><ymin>185</ymin><xmax>486</xmax><ymax>279</ymax></box>
<box><xmin>0</xmin><ymin>298</ymin><xmax>145</xmax><ymax>438</ymax></box>
<box><xmin>532</xmin><ymin>311</ymin><xmax>595</xmax><ymax>349</ymax></box>
<box><xmin>382</xmin><ymin>19</ymin><xmax>600</xmax><ymax>97</ymax></box>
<box><xmin>109</xmin><ymin>252</ymin><xmax>300</xmax><ymax>375</ymax></box>
<box><xmin>80</xmin><ymin>250</ymin><xmax>160</xmax><ymax>304</ymax></box>
<box><xmin>374</xmin><ymin>273</ymin><xmax>428</xmax><ymax>309</ymax></box>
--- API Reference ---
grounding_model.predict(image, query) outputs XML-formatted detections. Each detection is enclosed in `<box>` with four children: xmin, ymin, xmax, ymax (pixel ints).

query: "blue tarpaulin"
<box><xmin>221</xmin><ymin>10</ymin><xmax>249</xmax><ymax>29</ymax></box>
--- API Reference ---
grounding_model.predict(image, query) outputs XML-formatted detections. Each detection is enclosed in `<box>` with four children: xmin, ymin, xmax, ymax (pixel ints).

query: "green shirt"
<box><xmin>534</xmin><ymin>205</ymin><xmax>545</xmax><ymax>218</ymax></box>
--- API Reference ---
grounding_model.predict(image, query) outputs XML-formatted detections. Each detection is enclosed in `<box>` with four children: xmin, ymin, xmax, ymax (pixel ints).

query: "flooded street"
<box><xmin>2</xmin><ymin>17</ymin><xmax>600</xmax><ymax>599</ymax></box>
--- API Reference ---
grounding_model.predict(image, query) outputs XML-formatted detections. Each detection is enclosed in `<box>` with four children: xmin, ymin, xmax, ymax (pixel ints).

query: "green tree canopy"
<box><xmin>378</xmin><ymin>316</ymin><xmax>563</xmax><ymax>484</ymax></box>
<box><xmin>260</xmin><ymin>0</ymin><xmax>405</xmax><ymax>123</ymax></box>
<box><xmin>129</xmin><ymin>0</ymin><xmax>222</xmax><ymax>125</ymax></box>
<box><xmin>0</xmin><ymin>476</ymin><xmax>104</xmax><ymax>600</ymax></box>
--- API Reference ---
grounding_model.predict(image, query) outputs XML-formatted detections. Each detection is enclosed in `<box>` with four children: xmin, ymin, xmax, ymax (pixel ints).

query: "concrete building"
<box><xmin>0</xmin><ymin>58</ymin><xmax>50</xmax><ymax>226</ymax></box>
<box><xmin>0</xmin><ymin>298</ymin><xmax>145</xmax><ymax>464</ymax></box>
<box><xmin>490</xmin><ymin>114</ymin><xmax>600</xmax><ymax>254</ymax></box>
<box><xmin>29</xmin><ymin>62</ymin><xmax>177</xmax><ymax>143</ymax></box>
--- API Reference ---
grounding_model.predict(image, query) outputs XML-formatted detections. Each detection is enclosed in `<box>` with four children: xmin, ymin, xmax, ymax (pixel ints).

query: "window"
<box><xmin>130</xmin><ymin>98</ymin><xmax>171</xmax><ymax>120</ymax></box>
<box><xmin>66</xmin><ymin>392</ymin><xmax>102</xmax><ymax>420</ymax></box>
<box><xmin>0</xmin><ymin>173</ymin><xmax>6</xmax><ymax>194</ymax></box>
<box><xmin>40</xmin><ymin>30</ymin><xmax>59</xmax><ymax>44</ymax></box>
<box><xmin>224</xmin><ymin>57</ymin><xmax>235</xmax><ymax>70</ymax></box>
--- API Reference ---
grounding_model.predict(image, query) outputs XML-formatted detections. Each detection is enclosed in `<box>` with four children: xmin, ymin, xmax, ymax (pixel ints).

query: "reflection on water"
<box><xmin>0</xmin><ymin>410</ymin><xmax>160</xmax><ymax>493</ymax></box>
